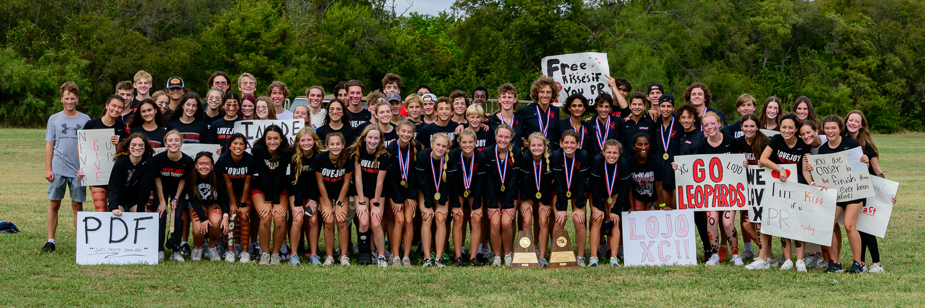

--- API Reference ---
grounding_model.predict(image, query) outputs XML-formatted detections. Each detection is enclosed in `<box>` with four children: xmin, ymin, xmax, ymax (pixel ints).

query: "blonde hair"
<box><xmin>494</xmin><ymin>124</ymin><xmax>515</xmax><ymax>163</ymax></box>
<box><xmin>465</xmin><ymin>104</ymin><xmax>485</xmax><ymax>117</ymax></box>
<box><xmin>164</xmin><ymin>129</ymin><xmax>185</xmax><ymax>147</ymax></box>
<box><xmin>457</xmin><ymin>129</ymin><xmax>477</xmax><ymax>144</ymax></box>
<box><xmin>151</xmin><ymin>90</ymin><xmax>167</xmax><ymax>103</ymax></box>
<box><xmin>526</xmin><ymin>132</ymin><xmax>551</xmax><ymax>171</ymax></box>
<box><xmin>133</xmin><ymin>70</ymin><xmax>152</xmax><ymax>84</ymax></box>
<box><xmin>431</xmin><ymin>133</ymin><xmax>452</xmax><ymax>181</ymax></box>
<box><xmin>404</xmin><ymin>94</ymin><xmax>423</xmax><ymax>108</ymax></box>
<box><xmin>397</xmin><ymin>119</ymin><xmax>420</xmax><ymax>157</ymax></box>
<box><xmin>237</xmin><ymin>73</ymin><xmax>256</xmax><ymax>89</ymax></box>
<box><xmin>291</xmin><ymin>127</ymin><xmax>323</xmax><ymax>184</ymax></box>
<box><xmin>702</xmin><ymin>111</ymin><xmax>722</xmax><ymax>125</ymax></box>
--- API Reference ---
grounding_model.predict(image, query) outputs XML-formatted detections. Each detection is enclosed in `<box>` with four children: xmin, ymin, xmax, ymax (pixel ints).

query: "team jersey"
<box><xmin>483</xmin><ymin>145</ymin><xmax>521</xmax><ymax>209</ymax></box>
<box><xmin>722</xmin><ymin>121</ymin><xmax>744</xmax><ymax>139</ymax></box>
<box><xmin>626</xmin><ymin>154</ymin><xmax>664</xmax><ymax>203</ymax></box>
<box><xmin>696</xmin><ymin>132</ymin><xmax>743</xmax><ymax>155</ymax></box>
<box><xmin>315</xmin><ymin>123</ymin><xmax>355</xmax><ymax>148</ymax></box>
<box><xmin>584</xmin><ymin>115</ymin><xmax>625</xmax><ymax>158</ymax></box>
<box><xmin>765</xmin><ymin>134</ymin><xmax>812</xmax><ymax>184</ymax></box>
<box><xmin>387</xmin><ymin>140</ymin><xmax>423</xmax><ymax>204</ymax></box>
<box><xmin>251</xmin><ymin>144</ymin><xmax>292</xmax><ymax>203</ymax></box>
<box><xmin>589</xmin><ymin>154</ymin><xmax>631</xmax><ymax>213</ymax></box>
<box><xmin>346</xmin><ymin>108</ymin><xmax>372</xmax><ymax>128</ymax></box>
<box><xmin>448</xmin><ymin>148</ymin><xmax>488</xmax><ymax>209</ymax></box>
<box><xmin>620</xmin><ymin>115</ymin><xmax>657</xmax><ymax>158</ymax></box>
<box><xmin>556</xmin><ymin>118</ymin><xmax>591</xmax><ymax>152</ymax></box>
<box><xmin>187</xmin><ymin>174</ymin><xmax>230</xmax><ymax>219</ymax></box>
<box><xmin>414</xmin><ymin>149</ymin><xmax>457</xmax><ymax>209</ymax></box>
<box><xmin>107</xmin><ymin>155</ymin><xmax>157</xmax><ymax>210</ymax></box>
<box><xmin>549</xmin><ymin>149</ymin><xmax>591</xmax><ymax>211</ymax></box>
<box><xmin>153</xmin><ymin>151</ymin><xmax>194</xmax><ymax>201</ymax></box>
<box><xmin>737</xmin><ymin>136</ymin><xmax>768</xmax><ymax>165</ymax></box>
<box><xmin>516</xmin><ymin>151</ymin><xmax>553</xmax><ymax>204</ymax></box>
<box><xmin>416</xmin><ymin>121</ymin><xmax>460</xmax><ymax>149</ymax></box>
<box><xmin>207</xmin><ymin>117</ymin><xmax>239</xmax><ymax>151</ymax></box>
<box><xmin>351</xmin><ymin>148</ymin><xmax>391</xmax><ymax>199</ymax></box>
<box><xmin>215</xmin><ymin>151</ymin><xmax>254</xmax><ymax>196</ymax></box>
<box><xmin>167</xmin><ymin>119</ymin><xmax>209</xmax><ymax>143</ymax></box>
<box><xmin>679</xmin><ymin>128</ymin><xmax>704</xmax><ymax>155</ymax></box>
<box><xmin>129</xmin><ymin>125</ymin><xmax>168</xmax><ymax>148</ymax></box>
<box><xmin>311</xmin><ymin>151</ymin><xmax>354</xmax><ymax>201</ymax></box>
<box><xmin>653</xmin><ymin>118</ymin><xmax>682</xmax><ymax>185</ymax></box>
<box><xmin>289</xmin><ymin>152</ymin><xmax>318</xmax><ymax>207</ymax></box>
<box><xmin>516</xmin><ymin>103</ymin><xmax>560</xmax><ymax>150</ymax></box>
<box><xmin>84</xmin><ymin>117</ymin><xmax>130</xmax><ymax>141</ymax></box>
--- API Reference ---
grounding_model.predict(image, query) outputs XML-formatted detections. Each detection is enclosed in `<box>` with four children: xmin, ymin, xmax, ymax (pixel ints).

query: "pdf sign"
<box><xmin>746</xmin><ymin>164</ymin><xmax>797</xmax><ymax>223</ymax></box>
<box><xmin>674</xmin><ymin>154</ymin><xmax>749</xmax><ymax>211</ymax></box>
<box><xmin>622</xmin><ymin>210</ymin><xmax>697</xmax><ymax>266</ymax></box>
<box><xmin>760</xmin><ymin>181</ymin><xmax>837</xmax><ymax>246</ymax></box>
<box><xmin>77</xmin><ymin>129</ymin><xmax>116</xmax><ymax>186</ymax></box>
<box><xmin>808</xmin><ymin>149</ymin><xmax>875</xmax><ymax>202</ymax></box>
<box><xmin>76</xmin><ymin>212</ymin><xmax>158</xmax><ymax>265</ymax></box>
<box><xmin>234</xmin><ymin>119</ymin><xmax>304</xmax><ymax>147</ymax></box>
<box><xmin>838</xmin><ymin>176</ymin><xmax>898</xmax><ymax>238</ymax></box>
<box><xmin>541</xmin><ymin>52</ymin><xmax>612</xmax><ymax>107</ymax></box>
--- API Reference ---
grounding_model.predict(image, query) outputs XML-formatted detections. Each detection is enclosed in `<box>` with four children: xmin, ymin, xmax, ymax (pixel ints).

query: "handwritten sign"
<box><xmin>674</xmin><ymin>154</ymin><xmax>749</xmax><ymax>211</ymax></box>
<box><xmin>760</xmin><ymin>181</ymin><xmax>836</xmax><ymax>246</ymax></box>
<box><xmin>746</xmin><ymin>164</ymin><xmax>797</xmax><ymax>223</ymax></box>
<box><xmin>760</xmin><ymin>129</ymin><xmax>780</xmax><ymax>137</ymax></box>
<box><xmin>234</xmin><ymin>119</ymin><xmax>304</xmax><ymax>147</ymax></box>
<box><xmin>154</xmin><ymin>143</ymin><xmax>221</xmax><ymax>158</ymax></box>
<box><xmin>837</xmin><ymin>176</ymin><xmax>898</xmax><ymax>238</ymax></box>
<box><xmin>809</xmin><ymin>149</ymin><xmax>874</xmax><ymax>202</ymax></box>
<box><xmin>76</xmin><ymin>212</ymin><xmax>158</xmax><ymax>265</ymax></box>
<box><xmin>622</xmin><ymin>210</ymin><xmax>697</xmax><ymax>266</ymax></box>
<box><xmin>77</xmin><ymin>129</ymin><xmax>116</xmax><ymax>186</ymax></box>
<box><xmin>541</xmin><ymin>52</ymin><xmax>612</xmax><ymax>107</ymax></box>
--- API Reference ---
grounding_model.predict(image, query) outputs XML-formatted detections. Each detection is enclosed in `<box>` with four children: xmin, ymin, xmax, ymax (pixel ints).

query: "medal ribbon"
<box><xmin>563</xmin><ymin>152</ymin><xmax>575</xmax><ymax>193</ymax></box>
<box><xmin>661</xmin><ymin>117</ymin><xmax>674</xmax><ymax>155</ymax></box>
<box><xmin>604</xmin><ymin>161</ymin><xmax>618</xmax><ymax>197</ymax></box>
<box><xmin>536</xmin><ymin>105</ymin><xmax>552</xmax><ymax>137</ymax></box>
<box><xmin>461</xmin><ymin>152</ymin><xmax>474</xmax><ymax>191</ymax></box>
<box><xmin>533</xmin><ymin>159</ymin><xmax>543</xmax><ymax>193</ymax></box>
<box><xmin>496</xmin><ymin>148</ymin><xmax>508</xmax><ymax>186</ymax></box>
<box><xmin>500</xmin><ymin>112</ymin><xmax>515</xmax><ymax>128</ymax></box>
<box><xmin>570</xmin><ymin>118</ymin><xmax>585</xmax><ymax>148</ymax></box>
<box><xmin>596</xmin><ymin>116</ymin><xmax>610</xmax><ymax>151</ymax></box>
<box><xmin>431</xmin><ymin>154</ymin><xmax>444</xmax><ymax>194</ymax></box>
<box><xmin>397</xmin><ymin>141</ymin><xmax>411</xmax><ymax>181</ymax></box>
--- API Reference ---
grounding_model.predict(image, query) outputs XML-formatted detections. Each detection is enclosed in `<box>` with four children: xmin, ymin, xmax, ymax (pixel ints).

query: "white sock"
<box><xmin>744</xmin><ymin>242</ymin><xmax>753</xmax><ymax>251</ymax></box>
<box><xmin>181</xmin><ymin>241</ymin><xmax>189</xmax><ymax>246</ymax></box>
<box><xmin>48</xmin><ymin>239</ymin><xmax>55</xmax><ymax>244</ymax></box>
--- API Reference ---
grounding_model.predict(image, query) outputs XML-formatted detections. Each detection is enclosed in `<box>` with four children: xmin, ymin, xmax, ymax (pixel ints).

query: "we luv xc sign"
<box><xmin>674</xmin><ymin>154</ymin><xmax>749</xmax><ymax>211</ymax></box>
<box><xmin>622</xmin><ymin>210</ymin><xmax>697</xmax><ymax>266</ymax></box>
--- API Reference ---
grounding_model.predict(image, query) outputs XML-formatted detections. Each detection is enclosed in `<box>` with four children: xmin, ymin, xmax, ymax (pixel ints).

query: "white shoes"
<box><xmin>868</xmin><ymin>263</ymin><xmax>884</xmax><ymax>273</ymax></box>
<box><xmin>780</xmin><ymin>259</ymin><xmax>794</xmax><ymax>270</ymax></box>
<box><xmin>796</xmin><ymin>259</ymin><xmax>807</xmax><ymax>272</ymax></box>
<box><xmin>745</xmin><ymin>258</ymin><xmax>769</xmax><ymax>270</ymax></box>
<box><xmin>170</xmin><ymin>251</ymin><xmax>185</xmax><ymax>262</ymax></box>
<box><xmin>191</xmin><ymin>248</ymin><xmax>203</xmax><ymax>261</ymax></box>
<box><xmin>209</xmin><ymin>248</ymin><xmax>221</xmax><ymax>261</ymax></box>
<box><xmin>705</xmin><ymin>254</ymin><xmax>720</xmax><ymax>266</ymax></box>
<box><xmin>239</xmin><ymin>252</ymin><xmax>251</xmax><ymax>263</ymax></box>
<box><xmin>340</xmin><ymin>255</ymin><xmax>351</xmax><ymax>266</ymax></box>
<box><xmin>224</xmin><ymin>251</ymin><xmax>235</xmax><ymax>262</ymax></box>
<box><xmin>323</xmin><ymin>255</ymin><xmax>335</xmax><ymax>266</ymax></box>
<box><xmin>731</xmin><ymin>254</ymin><xmax>744</xmax><ymax>266</ymax></box>
<box><xmin>270</xmin><ymin>253</ymin><xmax>281</xmax><ymax>265</ymax></box>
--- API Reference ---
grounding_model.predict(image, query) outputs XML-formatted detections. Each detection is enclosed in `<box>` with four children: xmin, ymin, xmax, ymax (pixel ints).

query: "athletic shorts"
<box><xmin>47</xmin><ymin>176</ymin><xmax>86</xmax><ymax>202</ymax></box>
<box><xmin>250</xmin><ymin>188</ymin><xmax>288</xmax><ymax>198</ymax></box>
<box><xmin>836</xmin><ymin>199</ymin><xmax>863</xmax><ymax>209</ymax></box>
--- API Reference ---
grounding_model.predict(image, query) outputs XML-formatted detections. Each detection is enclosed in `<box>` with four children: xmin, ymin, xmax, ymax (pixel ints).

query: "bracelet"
<box><xmin>777</xmin><ymin>166</ymin><xmax>785</xmax><ymax>172</ymax></box>
<box><xmin>222</xmin><ymin>213</ymin><xmax>229</xmax><ymax>218</ymax></box>
<box><xmin>659</xmin><ymin>203</ymin><xmax>666</xmax><ymax>208</ymax></box>
<box><xmin>810</xmin><ymin>182</ymin><xmax>815</xmax><ymax>186</ymax></box>
<box><xmin>335</xmin><ymin>200</ymin><xmax>344</xmax><ymax>206</ymax></box>
<box><xmin>373</xmin><ymin>202</ymin><xmax>380</xmax><ymax>207</ymax></box>
<box><xmin>171</xmin><ymin>198</ymin><xmax>178</xmax><ymax>203</ymax></box>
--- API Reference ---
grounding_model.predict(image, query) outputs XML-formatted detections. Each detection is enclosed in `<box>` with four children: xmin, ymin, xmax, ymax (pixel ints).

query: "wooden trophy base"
<box><xmin>511</xmin><ymin>230</ymin><xmax>540</xmax><ymax>268</ymax></box>
<box><xmin>548</xmin><ymin>229</ymin><xmax>578</xmax><ymax>269</ymax></box>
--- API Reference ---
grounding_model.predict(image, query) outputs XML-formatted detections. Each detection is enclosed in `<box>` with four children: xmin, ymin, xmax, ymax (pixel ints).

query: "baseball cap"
<box><xmin>166</xmin><ymin>77</ymin><xmax>185</xmax><ymax>89</ymax></box>
<box><xmin>421</xmin><ymin>93</ymin><xmax>437</xmax><ymax>101</ymax></box>
<box><xmin>658</xmin><ymin>94</ymin><xmax>675</xmax><ymax>105</ymax></box>
<box><xmin>648</xmin><ymin>83</ymin><xmax>664</xmax><ymax>94</ymax></box>
<box><xmin>386</xmin><ymin>93</ymin><xmax>402</xmax><ymax>103</ymax></box>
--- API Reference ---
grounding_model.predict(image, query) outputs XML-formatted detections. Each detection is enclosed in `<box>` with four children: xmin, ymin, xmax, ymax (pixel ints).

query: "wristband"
<box><xmin>373</xmin><ymin>202</ymin><xmax>380</xmax><ymax>207</ymax></box>
<box><xmin>171</xmin><ymin>198</ymin><xmax>178</xmax><ymax>203</ymax></box>
<box><xmin>659</xmin><ymin>203</ymin><xmax>666</xmax><ymax>208</ymax></box>
<box><xmin>223</xmin><ymin>213</ymin><xmax>229</xmax><ymax>218</ymax></box>
<box><xmin>810</xmin><ymin>182</ymin><xmax>815</xmax><ymax>186</ymax></box>
<box><xmin>335</xmin><ymin>200</ymin><xmax>344</xmax><ymax>206</ymax></box>
<box><xmin>777</xmin><ymin>166</ymin><xmax>785</xmax><ymax>172</ymax></box>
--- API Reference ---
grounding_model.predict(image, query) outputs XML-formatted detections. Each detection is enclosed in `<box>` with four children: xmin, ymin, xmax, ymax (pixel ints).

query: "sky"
<box><xmin>402</xmin><ymin>0</ymin><xmax>455</xmax><ymax>16</ymax></box>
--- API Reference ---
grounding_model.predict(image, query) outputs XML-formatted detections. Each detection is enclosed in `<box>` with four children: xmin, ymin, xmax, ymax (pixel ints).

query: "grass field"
<box><xmin>1</xmin><ymin>128</ymin><xmax>923</xmax><ymax>306</ymax></box>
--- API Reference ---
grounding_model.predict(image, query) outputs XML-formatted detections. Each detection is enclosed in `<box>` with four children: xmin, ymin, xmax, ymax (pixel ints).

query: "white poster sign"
<box><xmin>154</xmin><ymin>143</ymin><xmax>221</xmax><ymax>158</ymax></box>
<box><xmin>674</xmin><ymin>154</ymin><xmax>749</xmax><ymax>211</ymax></box>
<box><xmin>234</xmin><ymin>119</ymin><xmax>304</xmax><ymax>147</ymax></box>
<box><xmin>760</xmin><ymin>129</ymin><xmax>780</xmax><ymax>137</ymax></box>
<box><xmin>76</xmin><ymin>212</ymin><xmax>159</xmax><ymax>265</ymax></box>
<box><xmin>541</xmin><ymin>52</ymin><xmax>612</xmax><ymax>107</ymax></box>
<box><xmin>77</xmin><ymin>129</ymin><xmax>116</xmax><ymax>186</ymax></box>
<box><xmin>746</xmin><ymin>164</ymin><xmax>797</xmax><ymax>223</ymax></box>
<box><xmin>838</xmin><ymin>176</ymin><xmax>898</xmax><ymax>238</ymax></box>
<box><xmin>761</xmin><ymin>181</ymin><xmax>837</xmax><ymax>246</ymax></box>
<box><xmin>622</xmin><ymin>210</ymin><xmax>698</xmax><ymax>266</ymax></box>
<box><xmin>808</xmin><ymin>149</ymin><xmax>874</xmax><ymax>202</ymax></box>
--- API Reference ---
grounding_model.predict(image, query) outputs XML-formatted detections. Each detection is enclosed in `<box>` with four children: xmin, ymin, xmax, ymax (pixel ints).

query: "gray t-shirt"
<box><xmin>45</xmin><ymin>111</ymin><xmax>90</xmax><ymax>178</ymax></box>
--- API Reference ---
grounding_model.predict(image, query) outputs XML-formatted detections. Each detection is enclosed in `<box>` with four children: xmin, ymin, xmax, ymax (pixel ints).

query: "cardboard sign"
<box><xmin>511</xmin><ymin>231</ymin><xmax>540</xmax><ymax>268</ymax></box>
<box><xmin>760</xmin><ymin>181</ymin><xmax>837</xmax><ymax>246</ymax></box>
<box><xmin>154</xmin><ymin>143</ymin><xmax>221</xmax><ymax>158</ymax></box>
<box><xmin>234</xmin><ymin>119</ymin><xmax>304</xmax><ymax>147</ymax></box>
<box><xmin>808</xmin><ymin>149</ymin><xmax>874</xmax><ymax>202</ymax></box>
<box><xmin>77</xmin><ymin>129</ymin><xmax>117</xmax><ymax>186</ymax></box>
<box><xmin>674</xmin><ymin>154</ymin><xmax>750</xmax><ymax>211</ymax></box>
<box><xmin>76</xmin><ymin>212</ymin><xmax>158</xmax><ymax>265</ymax></box>
<box><xmin>838</xmin><ymin>176</ymin><xmax>898</xmax><ymax>238</ymax></box>
<box><xmin>746</xmin><ymin>164</ymin><xmax>798</xmax><ymax>223</ymax></box>
<box><xmin>541</xmin><ymin>52</ymin><xmax>612</xmax><ymax>107</ymax></box>
<box><xmin>622</xmin><ymin>210</ymin><xmax>697</xmax><ymax>266</ymax></box>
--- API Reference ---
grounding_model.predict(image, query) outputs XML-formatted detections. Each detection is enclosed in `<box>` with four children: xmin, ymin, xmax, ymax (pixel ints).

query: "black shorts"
<box><xmin>836</xmin><ymin>199</ymin><xmax>864</xmax><ymax>209</ymax></box>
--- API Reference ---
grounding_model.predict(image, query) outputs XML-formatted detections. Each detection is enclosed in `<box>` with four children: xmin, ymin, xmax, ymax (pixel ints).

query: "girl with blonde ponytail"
<box><xmin>414</xmin><ymin>133</ymin><xmax>457</xmax><ymax>268</ymax></box>
<box><xmin>387</xmin><ymin>120</ymin><xmax>424</xmax><ymax>266</ymax></box>
<box><xmin>518</xmin><ymin>132</ymin><xmax>553</xmax><ymax>267</ymax></box>
<box><xmin>484</xmin><ymin>124</ymin><xmax>521</xmax><ymax>266</ymax></box>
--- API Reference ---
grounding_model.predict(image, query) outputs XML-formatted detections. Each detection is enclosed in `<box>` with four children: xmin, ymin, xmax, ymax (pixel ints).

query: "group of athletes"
<box><xmin>42</xmin><ymin>70</ymin><xmax>890</xmax><ymax>273</ymax></box>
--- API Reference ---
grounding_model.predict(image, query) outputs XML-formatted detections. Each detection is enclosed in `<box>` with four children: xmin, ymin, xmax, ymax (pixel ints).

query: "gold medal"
<box><xmin>434</xmin><ymin>192</ymin><xmax>441</xmax><ymax>200</ymax></box>
<box><xmin>464</xmin><ymin>189</ymin><xmax>470</xmax><ymax>198</ymax></box>
<box><xmin>535</xmin><ymin>192</ymin><xmax>542</xmax><ymax>199</ymax></box>
<box><xmin>500</xmin><ymin>185</ymin><xmax>505</xmax><ymax>192</ymax></box>
<box><xmin>401</xmin><ymin>180</ymin><xmax>408</xmax><ymax>188</ymax></box>
<box><xmin>663</xmin><ymin>153</ymin><xmax>669</xmax><ymax>160</ymax></box>
<box><xmin>607</xmin><ymin>196</ymin><xmax>613</xmax><ymax>204</ymax></box>
<box><xmin>566</xmin><ymin>190</ymin><xmax>571</xmax><ymax>198</ymax></box>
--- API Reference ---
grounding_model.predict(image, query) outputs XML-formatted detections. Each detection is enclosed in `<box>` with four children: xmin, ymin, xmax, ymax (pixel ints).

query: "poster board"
<box><xmin>808</xmin><ymin>149</ymin><xmax>874</xmax><ymax>201</ymax></box>
<box><xmin>541</xmin><ymin>52</ymin><xmax>612</xmax><ymax>107</ymax></box>
<box><xmin>77</xmin><ymin>129</ymin><xmax>116</xmax><ymax>186</ymax></box>
<box><xmin>154</xmin><ymin>143</ymin><xmax>221</xmax><ymax>158</ymax></box>
<box><xmin>76</xmin><ymin>212</ymin><xmax>158</xmax><ymax>265</ymax></box>
<box><xmin>760</xmin><ymin>181</ymin><xmax>837</xmax><ymax>246</ymax></box>
<box><xmin>674</xmin><ymin>154</ymin><xmax>749</xmax><ymax>211</ymax></box>
<box><xmin>234</xmin><ymin>119</ymin><xmax>304</xmax><ymax>147</ymax></box>
<box><xmin>837</xmin><ymin>176</ymin><xmax>898</xmax><ymax>238</ymax></box>
<box><xmin>746</xmin><ymin>164</ymin><xmax>798</xmax><ymax>223</ymax></box>
<box><xmin>622</xmin><ymin>210</ymin><xmax>697</xmax><ymax>266</ymax></box>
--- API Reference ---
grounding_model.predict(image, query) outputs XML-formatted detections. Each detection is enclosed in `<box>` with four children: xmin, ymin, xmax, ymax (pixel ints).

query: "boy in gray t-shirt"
<box><xmin>42</xmin><ymin>81</ymin><xmax>91</xmax><ymax>253</ymax></box>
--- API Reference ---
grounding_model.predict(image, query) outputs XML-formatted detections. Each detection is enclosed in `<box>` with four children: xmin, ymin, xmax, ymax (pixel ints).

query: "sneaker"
<box><xmin>442</xmin><ymin>252</ymin><xmax>451</xmax><ymax>263</ymax></box>
<box><xmin>158</xmin><ymin>251</ymin><xmax>165</xmax><ymax>261</ymax></box>
<box><xmin>504</xmin><ymin>253</ymin><xmax>513</xmax><ymax>267</ymax></box>
<box><xmin>862</xmin><ymin>264</ymin><xmax>868</xmax><ymax>272</ymax></box>
<box><xmin>469</xmin><ymin>258</ymin><xmax>482</xmax><ymax>267</ymax></box>
<box><xmin>745</xmin><ymin>258</ymin><xmax>768</xmax><ymax>270</ymax></box>
<box><xmin>609</xmin><ymin>257</ymin><xmax>621</xmax><ymax>266</ymax></box>
<box><xmin>270</xmin><ymin>253</ymin><xmax>281</xmax><ymax>265</ymax></box>
<box><xmin>577</xmin><ymin>256</ymin><xmax>587</xmax><ymax>268</ymax></box>
<box><xmin>378</xmin><ymin>256</ymin><xmax>388</xmax><ymax>267</ymax></box>
<box><xmin>340</xmin><ymin>255</ymin><xmax>350</xmax><ymax>266</ymax></box>
<box><xmin>740</xmin><ymin>249</ymin><xmax>755</xmax><ymax>260</ymax></box>
<box><xmin>249</xmin><ymin>243</ymin><xmax>260</xmax><ymax>257</ymax></box>
<box><xmin>705</xmin><ymin>255</ymin><xmax>720</xmax><ymax>266</ymax></box>
<box><xmin>233</xmin><ymin>244</ymin><xmax>243</xmax><ymax>259</ymax></box>
<box><xmin>538</xmin><ymin>257</ymin><xmax>549</xmax><ymax>267</ymax></box>
<box><xmin>492</xmin><ymin>255</ymin><xmax>502</xmax><ymax>267</ymax></box>
<box><xmin>224</xmin><ymin>251</ymin><xmax>235</xmax><ymax>262</ymax></box>
<box><xmin>280</xmin><ymin>244</ymin><xmax>290</xmax><ymax>261</ymax></box>
<box><xmin>310</xmin><ymin>255</ymin><xmax>322</xmax><ymax>266</ymax></box>
<box><xmin>589</xmin><ymin>257</ymin><xmax>599</xmax><ymax>267</ymax></box>
<box><xmin>171</xmin><ymin>251</ymin><xmax>185</xmax><ymax>262</ymax></box>
<box><xmin>384</xmin><ymin>250</ymin><xmax>394</xmax><ymax>264</ymax></box>
<box><xmin>847</xmin><ymin>261</ymin><xmax>863</xmax><ymax>274</ymax></box>
<box><xmin>825</xmin><ymin>261</ymin><xmax>843</xmax><ymax>273</ymax></box>
<box><xmin>323</xmin><ymin>255</ymin><xmax>335</xmax><ymax>266</ymax></box>
<box><xmin>456</xmin><ymin>257</ymin><xmax>467</xmax><ymax>267</ymax></box>
<box><xmin>768</xmin><ymin>257</ymin><xmax>780</xmax><ymax>268</ymax></box>
<box><xmin>804</xmin><ymin>254</ymin><xmax>819</xmax><ymax>268</ymax></box>
<box><xmin>402</xmin><ymin>256</ymin><xmax>412</xmax><ymax>268</ymax></box>
<box><xmin>731</xmin><ymin>254</ymin><xmax>744</xmax><ymax>266</ymax></box>
<box><xmin>259</xmin><ymin>253</ymin><xmax>271</xmax><ymax>265</ymax></box>
<box><xmin>816</xmin><ymin>259</ymin><xmax>829</xmax><ymax>270</ymax></box>
<box><xmin>191</xmin><ymin>248</ymin><xmax>202</xmax><ymax>261</ymax></box>
<box><xmin>392</xmin><ymin>256</ymin><xmax>402</xmax><ymax>267</ymax></box>
<box><xmin>210</xmin><ymin>249</ymin><xmax>221</xmax><ymax>261</ymax></box>
<box><xmin>180</xmin><ymin>243</ymin><xmax>192</xmax><ymax>256</ymax></box>
<box><xmin>289</xmin><ymin>255</ymin><xmax>301</xmax><ymax>266</ymax></box>
<box><xmin>422</xmin><ymin>258</ymin><xmax>434</xmax><ymax>268</ymax></box>
<box><xmin>780</xmin><ymin>259</ymin><xmax>794</xmax><ymax>270</ymax></box>
<box><xmin>435</xmin><ymin>259</ymin><xmax>447</xmax><ymax>268</ymax></box>
<box><xmin>239</xmin><ymin>252</ymin><xmax>252</xmax><ymax>263</ymax></box>
<box><xmin>41</xmin><ymin>242</ymin><xmax>56</xmax><ymax>253</ymax></box>
<box><xmin>869</xmin><ymin>263</ymin><xmax>884</xmax><ymax>273</ymax></box>
<box><xmin>796</xmin><ymin>259</ymin><xmax>807</xmax><ymax>272</ymax></box>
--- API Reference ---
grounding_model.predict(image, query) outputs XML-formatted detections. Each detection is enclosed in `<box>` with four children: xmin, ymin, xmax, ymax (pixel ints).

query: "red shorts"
<box><xmin>250</xmin><ymin>188</ymin><xmax>289</xmax><ymax>198</ymax></box>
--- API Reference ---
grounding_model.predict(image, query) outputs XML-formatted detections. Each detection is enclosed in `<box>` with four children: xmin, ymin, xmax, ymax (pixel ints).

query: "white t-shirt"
<box><xmin>276</xmin><ymin>109</ymin><xmax>292</xmax><ymax>120</ymax></box>
<box><xmin>309</xmin><ymin>108</ymin><xmax>326</xmax><ymax>129</ymax></box>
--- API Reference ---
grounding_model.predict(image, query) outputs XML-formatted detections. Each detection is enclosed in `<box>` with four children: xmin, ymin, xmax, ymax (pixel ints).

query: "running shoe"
<box><xmin>731</xmin><ymin>254</ymin><xmax>744</xmax><ymax>266</ymax></box>
<box><xmin>259</xmin><ymin>253</ymin><xmax>271</xmax><ymax>265</ymax></box>
<box><xmin>289</xmin><ymin>255</ymin><xmax>301</xmax><ymax>266</ymax></box>
<box><xmin>456</xmin><ymin>257</ymin><xmax>467</xmax><ymax>267</ymax></box>
<box><xmin>609</xmin><ymin>257</ymin><xmax>620</xmax><ymax>267</ymax></box>
<box><xmin>239</xmin><ymin>252</ymin><xmax>252</xmax><ymax>263</ymax></box>
<box><xmin>191</xmin><ymin>248</ymin><xmax>202</xmax><ymax>261</ymax></box>
<box><xmin>469</xmin><ymin>258</ymin><xmax>482</xmax><ymax>267</ymax></box>
<box><xmin>825</xmin><ymin>261</ymin><xmax>843</xmax><ymax>273</ymax></box>
<box><xmin>340</xmin><ymin>255</ymin><xmax>350</xmax><ymax>266</ymax></box>
<box><xmin>270</xmin><ymin>253</ymin><xmax>281</xmax><ymax>265</ymax></box>
<box><xmin>209</xmin><ymin>249</ymin><xmax>220</xmax><ymax>262</ymax></box>
<box><xmin>740</xmin><ymin>249</ymin><xmax>755</xmax><ymax>260</ymax></box>
<box><xmin>392</xmin><ymin>256</ymin><xmax>402</xmax><ymax>268</ymax></box>
<box><xmin>705</xmin><ymin>254</ymin><xmax>720</xmax><ymax>266</ymax></box>
<box><xmin>310</xmin><ymin>255</ymin><xmax>322</xmax><ymax>266</ymax></box>
<box><xmin>378</xmin><ymin>256</ymin><xmax>388</xmax><ymax>268</ymax></box>
<box><xmin>422</xmin><ymin>258</ymin><xmax>434</xmax><ymax>268</ymax></box>
<box><xmin>589</xmin><ymin>257</ymin><xmax>599</xmax><ymax>267</ymax></box>
<box><xmin>384</xmin><ymin>251</ymin><xmax>393</xmax><ymax>264</ymax></box>
<box><xmin>538</xmin><ymin>257</ymin><xmax>549</xmax><ymax>267</ymax></box>
<box><xmin>41</xmin><ymin>242</ymin><xmax>56</xmax><ymax>253</ymax></box>
<box><xmin>280</xmin><ymin>244</ymin><xmax>290</xmax><ymax>261</ymax></box>
<box><xmin>780</xmin><ymin>259</ymin><xmax>794</xmax><ymax>270</ymax></box>
<box><xmin>180</xmin><ymin>243</ymin><xmax>192</xmax><ymax>256</ymax></box>
<box><xmin>847</xmin><ymin>261</ymin><xmax>864</xmax><ymax>274</ymax></box>
<box><xmin>504</xmin><ymin>253</ymin><xmax>513</xmax><ymax>267</ymax></box>
<box><xmin>171</xmin><ymin>251</ymin><xmax>185</xmax><ymax>262</ymax></box>
<box><xmin>402</xmin><ymin>256</ymin><xmax>412</xmax><ymax>268</ymax></box>
<box><xmin>816</xmin><ymin>259</ymin><xmax>829</xmax><ymax>270</ymax></box>
<box><xmin>323</xmin><ymin>255</ymin><xmax>335</xmax><ymax>266</ymax></box>
<box><xmin>442</xmin><ymin>252</ymin><xmax>451</xmax><ymax>263</ymax></box>
<box><xmin>492</xmin><ymin>255</ymin><xmax>502</xmax><ymax>267</ymax></box>
<box><xmin>804</xmin><ymin>254</ymin><xmax>820</xmax><ymax>268</ymax></box>
<box><xmin>869</xmin><ymin>263</ymin><xmax>884</xmax><ymax>273</ymax></box>
<box><xmin>158</xmin><ymin>251</ymin><xmax>165</xmax><ymax>261</ymax></box>
<box><xmin>796</xmin><ymin>259</ymin><xmax>807</xmax><ymax>272</ymax></box>
<box><xmin>436</xmin><ymin>259</ymin><xmax>447</xmax><ymax>268</ymax></box>
<box><xmin>224</xmin><ymin>251</ymin><xmax>235</xmax><ymax>263</ymax></box>
<box><xmin>233</xmin><ymin>244</ymin><xmax>243</xmax><ymax>259</ymax></box>
<box><xmin>745</xmin><ymin>258</ymin><xmax>768</xmax><ymax>270</ymax></box>
<box><xmin>577</xmin><ymin>256</ymin><xmax>587</xmax><ymax>268</ymax></box>
<box><xmin>768</xmin><ymin>257</ymin><xmax>780</xmax><ymax>268</ymax></box>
